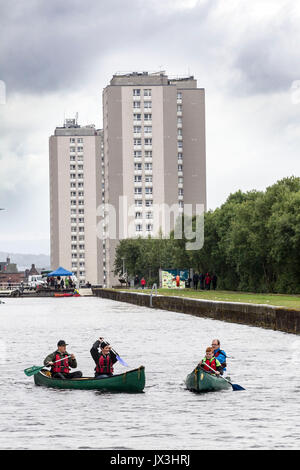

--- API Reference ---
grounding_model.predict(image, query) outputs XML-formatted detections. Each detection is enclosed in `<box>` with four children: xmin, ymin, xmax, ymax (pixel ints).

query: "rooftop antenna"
<box><xmin>75</xmin><ymin>112</ymin><xmax>78</xmax><ymax>125</ymax></box>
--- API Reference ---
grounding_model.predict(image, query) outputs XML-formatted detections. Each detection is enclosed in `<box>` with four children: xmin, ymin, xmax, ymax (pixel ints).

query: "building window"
<box><xmin>134</xmin><ymin>175</ymin><xmax>142</xmax><ymax>182</ymax></box>
<box><xmin>178</xmin><ymin>153</ymin><xmax>183</xmax><ymax>160</ymax></box>
<box><xmin>77</xmin><ymin>138</ymin><xmax>83</xmax><ymax>143</ymax></box>
<box><xmin>134</xmin><ymin>126</ymin><xmax>142</xmax><ymax>134</ymax></box>
<box><xmin>178</xmin><ymin>128</ymin><xmax>182</xmax><ymax>136</ymax></box>
<box><xmin>134</xmin><ymin>138</ymin><xmax>142</xmax><ymax>146</ymax></box>
<box><xmin>133</xmin><ymin>89</ymin><xmax>141</xmax><ymax>96</ymax></box>
<box><xmin>136</xmin><ymin>224</ymin><xmax>142</xmax><ymax>232</ymax></box>
<box><xmin>177</xmin><ymin>104</ymin><xmax>182</xmax><ymax>112</ymax></box>
<box><xmin>144</xmin><ymin>89</ymin><xmax>152</xmax><ymax>97</ymax></box>
<box><xmin>144</xmin><ymin>113</ymin><xmax>152</xmax><ymax>121</ymax></box>
<box><xmin>133</xmin><ymin>114</ymin><xmax>141</xmax><ymax>121</ymax></box>
<box><xmin>178</xmin><ymin>164</ymin><xmax>183</xmax><ymax>172</ymax></box>
<box><xmin>146</xmin><ymin>224</ymin><xmax>153</xmax><ymax>231</ymax></box>
<box><xmin>134</xmin><ymin>163</ymin><xmax>142</xmax><ymax>170</ymax></box>
<box><xmin>177</xmin><ymin>92</ymin><xmax>182</xmax><ymax>99</ymax></box>
<box><xmin>135</xmin><ymin>199</ymin><xmax>143</xmax><ymax>206</ymax></box>
<box><xmin>144</xmin><ymin>138</ymin><xmax>152</xmax><ymax>146</ymax></box>
<box><xmin>144</xmin><ymin>126</ymin><xmax>152</xmax><ymax>134</ymax></box>
<box><xmin>134</xmin><ymin>150</ymin><xmax>142</xmax><ymax>158</ymax></box>
<box><xmin>135</xmin><ymin>212</ymin><xmax>142</xmax><ymax>219</ymax></box>
<box><xmin>178</xmin><ymin>141</ymin><xmax>183</xmax><ymax>148</ymax></box>
<box><xmin>145</xmin><ymin>163</ymin><xmax>152</xmax><ymax>170</ymax></box>
<box><xmin>144</xmin><ymin>101</ymin><xmax>152</xmax><ymax>109</ymax></box>
<box><xmin>134</xmin><ymin>187</ymin><xmax>142</xmax><ymax>194</ymax></box>
<box><xmin>77</xmin><ymin>146</ymin><xmax>83</xmax><ymax>152</ymax></box>
<box><xmin>146</xmin><ymin>212</ymin><xmax>153</xmax><ymax>219</ymax></box>
<box><xmin>70</xmin><ymin>138</ymin><xmax>75</xmax><ymax>143</ymax></box>
<box><xmin>145</xmin><ymin>200</ymin><xmax>153</xmax><ymax>207</ymax></box>
<box><xmin>145</xmin><ymin>151</ymin><xmax>152</xmax><ymax>158</ymax></box>
<box><xmin>145</xmin><ymin>187</ymin><xmax>152</xmax><ymax>194</ymax></box>
<box><xmin>178</xmin><ymin>188</ymin><xmax>184</xmax><ymax>195</ymax></box>
<box><xmin>145</xmin><ymin>175</ymin><xmax>152</xmax><ymax>182</ymax></box>
<box><xmin>133</xmin><ymin>101</ymin><xmax>140</xmax><ymax>108</ymax></box>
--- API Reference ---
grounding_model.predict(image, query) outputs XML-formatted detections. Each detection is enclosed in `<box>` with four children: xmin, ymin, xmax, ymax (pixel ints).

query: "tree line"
<box><xmin>114</xmin><ymin>177</ymin><xmax>300</xmax><ymax>293</ymax></box>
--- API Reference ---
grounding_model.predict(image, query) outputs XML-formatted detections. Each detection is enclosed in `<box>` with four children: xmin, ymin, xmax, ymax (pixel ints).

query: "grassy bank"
<box><xmin>122</xmin><ymin>288</ymin><xmax>300</xmax><ymax>310</ymax></box>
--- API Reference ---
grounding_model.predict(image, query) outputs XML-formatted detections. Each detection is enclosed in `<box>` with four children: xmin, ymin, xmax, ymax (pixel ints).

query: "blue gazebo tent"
<box><xmin>47</xmin><ymin>267</ymin><xmax>74</xmax><ymax>277</ymax></box>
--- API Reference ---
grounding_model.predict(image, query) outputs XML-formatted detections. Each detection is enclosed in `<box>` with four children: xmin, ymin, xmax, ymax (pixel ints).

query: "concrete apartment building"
<box><xmin>49</xmin><ymin>119</ymin><xmax>103</xmax><ymax>285</ymax></box>
<box><xmin>102</xmin><ymin>72</ymin><xmax>206</xmax><ymax>287</ymax></box>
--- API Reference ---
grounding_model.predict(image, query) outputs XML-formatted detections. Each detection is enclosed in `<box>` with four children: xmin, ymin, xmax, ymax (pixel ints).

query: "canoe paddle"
<box><xmin>202</xmin><ymin>362</ymin><xmax>245</xmax><ymax>391</ymax></box>
<box><xmin>24</xmin><ymin>355</ymin><xmax>72</xmax><ymax>377</ymax></box>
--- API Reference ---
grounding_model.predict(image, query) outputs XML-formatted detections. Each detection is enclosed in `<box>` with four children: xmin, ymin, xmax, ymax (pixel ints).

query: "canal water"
<box><xmin>0</xmin><ymin>296</ymin><xmax>300</xmax><ymax>450</ymax></box>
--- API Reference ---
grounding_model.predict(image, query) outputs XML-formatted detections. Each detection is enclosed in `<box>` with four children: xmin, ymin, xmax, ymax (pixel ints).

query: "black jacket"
<box><xmin>90</xmin><ymin>340</ymin><xmax>118</xmax><ymax>370</ymax></box>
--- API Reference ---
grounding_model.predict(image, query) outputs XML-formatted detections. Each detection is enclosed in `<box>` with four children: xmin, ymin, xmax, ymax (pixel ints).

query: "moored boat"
<box><xmin>34</xmin><ymin>366</ymin><xmax>145</xmax><ymax>393</ymax></box>
<box><xmin>185</xmin><ymin>368</ymin><xmax>231</xmax><ymax>393</ymax></box>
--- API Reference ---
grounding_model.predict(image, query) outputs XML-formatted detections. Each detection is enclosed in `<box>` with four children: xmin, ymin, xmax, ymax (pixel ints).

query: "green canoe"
<box><xmin>34</xmin><ymin>366</ymin><xmax>145</xmax><ymax>393</ymax></box>
<box><xmin>185</xmin><ymin>368</ymin><xmax>231</xmax><ymax>393</ymax></box>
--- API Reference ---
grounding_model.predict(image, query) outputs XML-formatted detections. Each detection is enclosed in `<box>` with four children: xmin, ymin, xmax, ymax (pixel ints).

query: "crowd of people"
<box><xmin>191</xmin><ymin>272</ymin><xmax>218</xmax><ymax>290</ymax></box>
<box><xmin>46</xmin><ymin>276</ymin><xmax>76</xmax><ymax>290</ymax></box>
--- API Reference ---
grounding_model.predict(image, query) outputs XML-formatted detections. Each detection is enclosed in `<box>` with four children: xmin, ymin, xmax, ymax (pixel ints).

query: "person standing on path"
<box><xmin>212</xmin><ymin>274</ymin><xmax>217</xmax><ymax>290</ymax></box>
<box><xmin>205</xmin><ymin>273</ymin><xmax>211</xmax><ymax>290</ymax></box>
<box><xmin>193</xmin><ymin>272</ymin><xmax>199</xmax><ymax>290</ymax></box>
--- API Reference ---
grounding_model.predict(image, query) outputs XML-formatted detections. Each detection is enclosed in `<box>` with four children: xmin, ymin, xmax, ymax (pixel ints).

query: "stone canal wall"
<box><xmin>92</xmin><ymin>288</ymin><xmax>300</xmax><ymax>335</ymax></box>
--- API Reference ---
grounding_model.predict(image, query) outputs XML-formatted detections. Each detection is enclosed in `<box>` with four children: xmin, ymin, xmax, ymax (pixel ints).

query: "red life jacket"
<box><xmin>51</xmin><ymin>353</ymin><xmax>70</xmax><ymax>374</ymax></box>
<box><xmin>96</xmin><ymin>353</ymin><xmax>114</xmax><ymax>375</ymax></box>
<box><xmin>202</xmin><ymin>357</ymin><xmax>217</xmax><ymax>372</ymax></box>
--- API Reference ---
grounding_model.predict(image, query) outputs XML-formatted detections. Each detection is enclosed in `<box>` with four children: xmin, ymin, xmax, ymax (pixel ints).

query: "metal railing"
<box><xmin>150</xmin><ymin>283</ymin><xmax>158</xmax><ymax>308</ymax></box>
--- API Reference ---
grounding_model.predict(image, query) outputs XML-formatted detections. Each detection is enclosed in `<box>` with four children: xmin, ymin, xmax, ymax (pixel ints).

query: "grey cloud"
<box><xmin>232</xmin><ymin>12</ymin><xmax>300</xmax><ymax>95</ymax></box>
<box><xmin>0</xmin><ymin>0</ymin><xmax>217</xmax><ymax>94</ymax></box>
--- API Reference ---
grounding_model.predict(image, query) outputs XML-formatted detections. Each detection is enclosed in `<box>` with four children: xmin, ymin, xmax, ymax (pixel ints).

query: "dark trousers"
<box><xmin>193</xmin><ymin>281</ymin><xmax>198</xmax><ymax>289</ymax></box>
<box><xmin>53</xmin><ymin>371</ymin><xmax>82</xmax><ymax>379</ymax></box>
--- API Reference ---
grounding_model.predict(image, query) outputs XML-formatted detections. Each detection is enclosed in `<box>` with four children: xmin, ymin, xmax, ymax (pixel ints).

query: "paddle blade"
<box><xmin>24</xmin><ymin>365</ymin><xmax>43</xmax><ymax>377</ymax></box>
<box><xmin>231</xmin><ymin>383</ymin><xmax>245</xmax><ymax>391</ymax></box>
<box><xmin>116</xmin><ymin>355</ymin><xmax>129</xmax><ymax>367</ymax></box>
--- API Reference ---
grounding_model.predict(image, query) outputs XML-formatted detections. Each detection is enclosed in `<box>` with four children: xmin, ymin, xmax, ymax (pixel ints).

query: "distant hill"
<box><xmin>0</xmin><ymin>252</ymin><xmax>50</xmax><ymax>271</ymax></box>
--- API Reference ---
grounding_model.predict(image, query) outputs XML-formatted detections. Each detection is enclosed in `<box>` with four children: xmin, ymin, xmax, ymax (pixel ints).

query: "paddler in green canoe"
<box><xmin>198</xmin><ymin>347</ymin><xmax>224</xmax><ymax>375</ymax></box>
<box><xmin>90</xmin><ymin>337</ymin><xmax>118</xmax><ymax>379</ymax></box>
<box><xmin>44</xmin><ymin>340</ymin><xmax>83</xmax><ymax>379</ymax></box>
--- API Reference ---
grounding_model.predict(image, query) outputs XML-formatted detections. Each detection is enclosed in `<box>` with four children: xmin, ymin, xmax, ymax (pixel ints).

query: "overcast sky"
<box><xmin>0</xmin><ymin>0</ymin><xmax>300</xmax><ymax>254</ymax></box>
